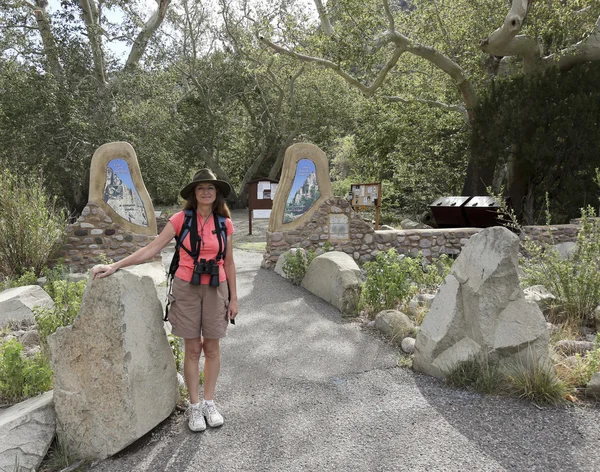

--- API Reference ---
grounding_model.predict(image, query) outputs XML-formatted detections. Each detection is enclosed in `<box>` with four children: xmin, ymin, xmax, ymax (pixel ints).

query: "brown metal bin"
<box><xmin>430</xmin><ymin>196</ymin><xmax>471</xmax><ymax>228</ymax></box>
<box><xmin>463</xmin><ymin>196</ymin><xmax>502</xmax><ymax>228</ymax></box>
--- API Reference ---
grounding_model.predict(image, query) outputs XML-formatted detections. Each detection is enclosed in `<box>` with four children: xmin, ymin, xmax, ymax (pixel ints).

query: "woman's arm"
<box><xmin>223</xmin><ymin>234</ymin><xmax>238</xmax><ymax>319</ymax></box>
<box><xmin>92</xmin><ymin>222</ymin><xmax>177</xmax><ymax>279</ymax></box>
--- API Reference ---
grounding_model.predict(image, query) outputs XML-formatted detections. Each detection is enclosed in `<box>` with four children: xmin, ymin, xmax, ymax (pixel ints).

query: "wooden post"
<box><xmin>248</xmin><ymin>208</ymin><xmax>253</xmax><ymax>235</ymax></box>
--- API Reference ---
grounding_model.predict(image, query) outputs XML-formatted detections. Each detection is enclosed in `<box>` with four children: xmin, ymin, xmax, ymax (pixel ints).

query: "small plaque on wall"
<box><xmin>330</xmin><ymin>214</ymin><xmax>349</xmax><ymax>240</ymax></box>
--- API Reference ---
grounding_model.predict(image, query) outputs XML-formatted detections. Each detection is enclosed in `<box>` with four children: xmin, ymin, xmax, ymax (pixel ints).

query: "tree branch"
<box><xmin>313</xmin><ymin>0</ymin><xmax>334</xmax><ymax>36</ymax></box>
<box><xmin>546</xmin><ymin>15</ymin><xmax>600</xmax><ymax>71</ymax></box>
<box><xmin>382</xmin><ymin>0</ymin><xmax>395</xmax><ymax>31</ymax></box>
<box><xmin>32</xmin><ymin>0</ymin><xmax>63</xmax><ymax>79</ymax></box>
<box><xmin>124</xmin><ymin>0</ymin><xmax>171</xmax><ymax>72</ymax></box>
<box><xmin>259</xmin><ymin>35</ymin><xmax>405</xmax><ymax>97</ymax></box>
<box><xmin>480</xmin><ymin>0</ymin><xmax>542</xmax><ymax>72</ymax></box>
<box><xmin>79</xmin><ymin>0</ymin><xmax>107</xmax><ymax>85</ymax></box>
<box><xmin>383</xmin><ymin>95</ymin><xmax>468</xmax><ymax>120</ymax></box>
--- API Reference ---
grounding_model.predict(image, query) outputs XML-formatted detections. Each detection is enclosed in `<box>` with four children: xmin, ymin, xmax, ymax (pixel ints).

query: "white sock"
<box><xmin>203</xmin><ymin>399</ymin><xmax>215</xmax><ymax>407</ymax></box>
<box><xmin>190</xmin><ymin>402</ymin><xmax>200</xmax><ymax>409</ymax></box>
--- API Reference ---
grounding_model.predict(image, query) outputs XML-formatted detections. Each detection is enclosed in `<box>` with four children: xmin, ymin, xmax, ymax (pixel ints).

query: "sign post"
<box><xmin>350</xmin><ymin>182</ymin><xmax>382</xmax><ymax>229</ymax></box>
<box><xmin>247</xmin><ymin>179</ymin><xmax>279</xmax><ymax>235</ymax></box>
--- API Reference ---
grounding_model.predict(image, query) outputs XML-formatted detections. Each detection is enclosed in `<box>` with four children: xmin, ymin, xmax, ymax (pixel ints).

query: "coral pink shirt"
<box><xmin>169</xmin><ymin>211</ymin><xmax>234</xmax><ymax>284</ymax></box>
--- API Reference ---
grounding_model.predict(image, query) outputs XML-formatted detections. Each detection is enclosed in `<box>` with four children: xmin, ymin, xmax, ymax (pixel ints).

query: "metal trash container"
<box><xmin>463</xmin><ymin>196</ymin><xmax>502</xmax><ymax>227</ymax></box>
<box><xmin>430</xmin><ymin>196</ymin><xmax>471</xmax><ymax>228</ymax></box>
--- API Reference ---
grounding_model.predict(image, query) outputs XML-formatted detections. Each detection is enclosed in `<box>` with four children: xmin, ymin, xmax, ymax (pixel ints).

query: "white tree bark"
<box><xmin>313</xmin><ymin>0</ymin><xmax>334</xmax><ymax>36</ymax></box>
<box><xmin>30</xmin><ymin>0</ymin><xmax>63</xmax><ymax>79</ymax></box>
<box><xmin>125</xmin><ymin>0</ymin><xmax>172</xmax><ymax>71</ymax></box>
<box><xmin>79</xmin><ymin>0</ymin><xmax>107</xmax><ymax>86</ymax></box>
<box><xmin>482</xmin><ymin>0</ymin><xmax>600</xmax><ymax>74</ymax></box>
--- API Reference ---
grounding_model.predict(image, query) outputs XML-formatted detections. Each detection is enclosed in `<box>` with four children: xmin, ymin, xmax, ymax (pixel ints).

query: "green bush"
<box><xmin>0</xmin><ymin>268</ymin><xmax>38</xmax><ymax>291</ymax></box>
<box><xmin>34</xmin><ymin>279</ymin><xmax>87</xmax><ymax>350</ymax></box>
<box><xmin>360</xmin><ymin>249</ymin><xmax>453</xmax><ymax>315</ymax></box>
<box><xmin>282</xmin><ymin>249</ymin><xmax>316</xmax><ymax>286</ymax></box>
<box><xmin>446</xmin><ymin>354</ymin><xmax>568</xmax><ymax>405</ymax></box>
<box><xmin>521</xmin><ymin>206</ymin><xmax>600</xmax><ymax>325</ymax></box>
<box><xmin>0</xmin><ymin>169</ymin><xmax>68</xmax><ymax>278</ymax></box>
<box><xmin>0</xmin><ymin>339</ymin><xmax>53</xmax><ymax>403</ymax></box>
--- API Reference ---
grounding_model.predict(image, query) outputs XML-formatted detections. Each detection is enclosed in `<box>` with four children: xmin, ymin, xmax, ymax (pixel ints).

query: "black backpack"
<box><xmin>164</xmin><ymin>210</ymin><xmax>227</xmax><ymax>321</ymax></box>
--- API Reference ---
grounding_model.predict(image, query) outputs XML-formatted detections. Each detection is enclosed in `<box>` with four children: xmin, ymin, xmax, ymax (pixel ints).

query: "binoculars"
<box><xmin>191</xmin><ymin>258</ymin><xmax>220</xmax><ymax>287</ymax></box>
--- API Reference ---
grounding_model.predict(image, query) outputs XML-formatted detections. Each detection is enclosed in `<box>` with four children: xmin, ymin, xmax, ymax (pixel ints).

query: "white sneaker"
<box><xmin>186</xmin><ymin>406</ymin><xmax>206</xmax><ymax>432</ymax></box>
<box><xmin>202</xmin><ymin>403</ymin><xmax>224</xmax><ymax>427</ymax></box>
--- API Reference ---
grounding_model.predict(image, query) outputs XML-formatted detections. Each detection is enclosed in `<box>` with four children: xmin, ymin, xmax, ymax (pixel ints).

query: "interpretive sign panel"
<box><xmin>329</xmin><ymin>214</ymin><xmax>349</xmax><ymax>240</ymax></box>
<box><xmin>351</xmin><ymin>183</ymin><xmax>379</xmax><ymax>208</ymax></box>
<box><xmin>283</xmin><ymin>159</ymin><xmax>320</xmax><ymax>224</ymax></box>
<box><xmin>104</xmin><ymin>159</ymin><xmax>148</xmax><ymax>227</ymax></box>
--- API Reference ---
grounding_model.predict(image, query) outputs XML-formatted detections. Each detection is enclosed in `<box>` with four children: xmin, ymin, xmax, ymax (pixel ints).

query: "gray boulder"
<box><xmin>413</xmin><ymin>227</ymin><xmax>549</xmax><ymax>379</ymax></box>
<box><xmin>0</xmin><ymin>391</ymin><xmax>55</xmax><ymax>472</ymax></box>
<box><xmin>0</xmin><ymin>285</ymin><xmax>54</xmax><ymax>328</ymax></box>
<box><xmin>554</xmin><ymin>242</ymin><xmax>576</xmax><ymax>260</ymax></box>
<box><xmin>523</xmin><ymin>285</ymin><xmax>556</xmax><ymax>314</ymax></box>
<box><xmin>400</xmin><ymin>218</ymin><xmax>432</xmax><ymax>230</ymax></box>
<box><xmin>48</xmin><ymin>269</ymin><xmax>179</xmax><ymax>460</ymax></box>
<box><xmin>374</xmin><ymin>310</ymin><xmax>415</xmax><ymax>339</ymax></box>
<box><xmin>586</xmin><ymin>372</ymin><xmax>600</xmax><ymax>398</ymax></box>
<box><xmin>301</xmin><ymin>252</ymin><xmax>362</xmax><ymax>315</ymax></box>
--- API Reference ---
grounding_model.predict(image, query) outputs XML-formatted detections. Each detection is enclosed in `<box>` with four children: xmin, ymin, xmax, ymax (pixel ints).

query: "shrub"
<box><xmin>360</xmin><ymin>249</ymin><xmax>452</xmax><ymax>316</ymax></box>
<box><xmin>34</xmin><ymin>278</ymin><xmax>87</xmax><ymax>350</ymax></box>
<box><xmin>282</xmin><ymin>249</ymin><xmax>316</xmax><ymax>286</ymax></box>
<box><xmin>505</xmin><ymin>361</ymin><xmax>569</xmax><ymax>406</ymax></box>
<box><xmin>0</xmin><ymin>268</ymin><xmax>38</xmax><ymax>291</ymax></box>
<box><xmin>0</xmin><ymin>169</ymin><xmax>68</xmax><ymax>277</ymax></box>
<box><xmin>446</xmin><ymin>353</ymin><xmax>569</xmax><ymax>405</ymax></box>
<box><xmin>445</xmin><ymin>355</ymin><xmax>505</xmax><ymax>395</ymax></box>
<box><xmin>555</xmin><ymin>334</ymin><xmax>600</xmax><ymax>388</ymax></box>
<box><xmin>0</xmin><ymin>339</ymin><xmax>53</xmax><ymax>403</ymax></box>
<box><xmin>521</xmin><ymin>206</ymin><xmax>600</xmax><ymax>325</ymax></box>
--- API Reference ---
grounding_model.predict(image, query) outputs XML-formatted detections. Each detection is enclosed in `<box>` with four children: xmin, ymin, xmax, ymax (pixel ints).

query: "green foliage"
<box><xmin>0</xmin><ymin>339</ymin><xmax>53</xmax><ymax>403</ymax></box>
<box><xmin>0</xmin><ymin>169</ymin><xmax>68</xmax><ymax>278</ymax></box>
<box><xmin>556</xmin><ymin>334</ymin><xmax>600</xmax><ymax>388</ymax></box>
<box><xmin>445</xmin><ymin>355</ymin><xmax>504</xmax><ymax>395</ymax></box>
<box><xmin>521</xmin><ymin>207</ymin><xmax>600</xmax><ymax>325</ymax></box>
<box><xmin>282</xmin><ymin>249</ymin><xmax>316</xmax><ymax>286</ymax></box>
<box><xmin>446</xmin><ymin>354</ymin><xmax>568</xmax><ymax>405</ymax></box>
<box><xmin>0</xmin><ymin>268</ymin><xmax>38</xmax><ymax>291</ymax></box>
<box><xmin>361</xmin><ymin>249</ymin><xmax>452</xmax><ymax>315</ymax></box>
<box><xmin>505</xmin><ymin>361</ymin><xmax>569</xmax><ymax>406</ymax></box>
<box><xmin>474</xmin><ymin>63</ymin><xmax>600</xmax><ymax>223</ymax></box>
<box><xmin>34</xmin><ymin>279</ymin><xmax>87</xmax><ymax>350</ymax></box>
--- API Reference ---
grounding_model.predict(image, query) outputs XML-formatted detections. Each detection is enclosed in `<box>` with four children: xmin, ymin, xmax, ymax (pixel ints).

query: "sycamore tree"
<box><xmin>259</xmin><ymin>0</ymin><xmax>600</xmax><ymax>218</ymax></box>
<box><xmin>0</xmin><ymin>0</ymin><xmax>173</xmax><ymax>210</ymax></box>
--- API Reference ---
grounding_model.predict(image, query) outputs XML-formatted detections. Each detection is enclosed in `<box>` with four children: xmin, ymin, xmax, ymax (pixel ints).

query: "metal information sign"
<box><xmin>350</xmin><ymin>182</ymin><xmax>382</xmax><ymax>229</ymax></box>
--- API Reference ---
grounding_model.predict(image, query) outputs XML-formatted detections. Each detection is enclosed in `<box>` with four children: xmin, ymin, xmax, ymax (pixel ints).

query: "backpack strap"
<box><xmin>213</xmin><ymin>213</ymin><xmax>228</xmax><ymax>262</ymax></box>
<box><xmin>165</xmin><ymin>209</ymin><xmax>197</xmax><ymax>322</ymax></box>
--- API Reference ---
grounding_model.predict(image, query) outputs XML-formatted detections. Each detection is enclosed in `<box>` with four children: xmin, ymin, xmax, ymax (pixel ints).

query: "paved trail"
<box><xmin>90</xmin><ymin>243</ymin><xmax>600</xmax><ymax>472</ymax></box>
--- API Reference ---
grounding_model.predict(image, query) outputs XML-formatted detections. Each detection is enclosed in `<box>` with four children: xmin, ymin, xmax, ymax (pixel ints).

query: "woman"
<box><xmin>92</xmin><ymin>169</ymin><xmax>238</xmax><ymax>432</ymax></box>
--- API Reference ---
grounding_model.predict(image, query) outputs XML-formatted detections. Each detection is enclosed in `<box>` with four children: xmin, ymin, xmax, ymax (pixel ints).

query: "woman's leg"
<box><xmin>183</xmin><ymin>337</ymin><xmax>203</xmax><ymax>404</ymax></box>
<box><xmin>201</xmin><ymin>338</ymin><xmax>220</xmax><ymax>400</ymax></box>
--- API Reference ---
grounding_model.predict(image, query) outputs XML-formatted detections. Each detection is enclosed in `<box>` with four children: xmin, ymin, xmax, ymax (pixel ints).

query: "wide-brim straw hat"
<box><xmin>180</xmin><ymin>168</ymin><xmax>233</xmax><ymax>199</ymax></box>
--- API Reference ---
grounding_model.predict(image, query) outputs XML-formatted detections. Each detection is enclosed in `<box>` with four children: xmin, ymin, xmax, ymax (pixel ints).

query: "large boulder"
<box><xmin>413</xmin><ymin>227</ymin><xmax>549</xmax><ymax>379</ymax></box>
<box><xmin>301</xmin><ymin>252</ymin><xmax>362</xmax><ymax>315</ymax></box>
<box><xmin>0</xmin><ymin>391</ymin><xmax>55</xmax><ymax>472</ymax></box>
<box><xmin>0</xmin><ymin>285</ymin><xmax>54</xmax><ymax>328</ymax></box>
<box><xmin>587</xmin><ymin>372</ymin><xmax>600</xmax><ymax>398</ymax></box>
<box><xmin>48</xmin><ymin>269</ymin><xmax>179</xmax><ymax>460</ymax></box>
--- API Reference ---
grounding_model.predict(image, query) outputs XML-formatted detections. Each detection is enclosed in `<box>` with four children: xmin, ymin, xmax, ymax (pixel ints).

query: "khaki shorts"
<box><xmin>168</xmin><ymin>276</ymin><xmax>229</xmax><ymax>339</ymax></box>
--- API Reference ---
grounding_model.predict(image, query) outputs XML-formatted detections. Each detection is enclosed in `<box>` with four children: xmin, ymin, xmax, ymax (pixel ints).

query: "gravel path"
<box><xmin>88</xmin><ymin>238</ymin><xmax>600</xmax><ymax>472</ymax></box>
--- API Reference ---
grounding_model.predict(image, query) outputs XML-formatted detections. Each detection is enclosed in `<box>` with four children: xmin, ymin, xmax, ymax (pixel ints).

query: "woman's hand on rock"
<box><xmin>92</xmin><ymin>264</ymin><xmax>117</xmax><ymax>279</ymax></box>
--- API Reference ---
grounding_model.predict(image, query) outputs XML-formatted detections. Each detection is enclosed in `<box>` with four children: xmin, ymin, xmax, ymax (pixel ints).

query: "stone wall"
<box><xmin>60</xmin><ymin>202</ymin><xmax>159</xmax><ymax>272</ymax></box>
<box><xmin>262</xmin><ymin>197</ymin><xmax>581</xmax><ymax>269</ymax></box>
